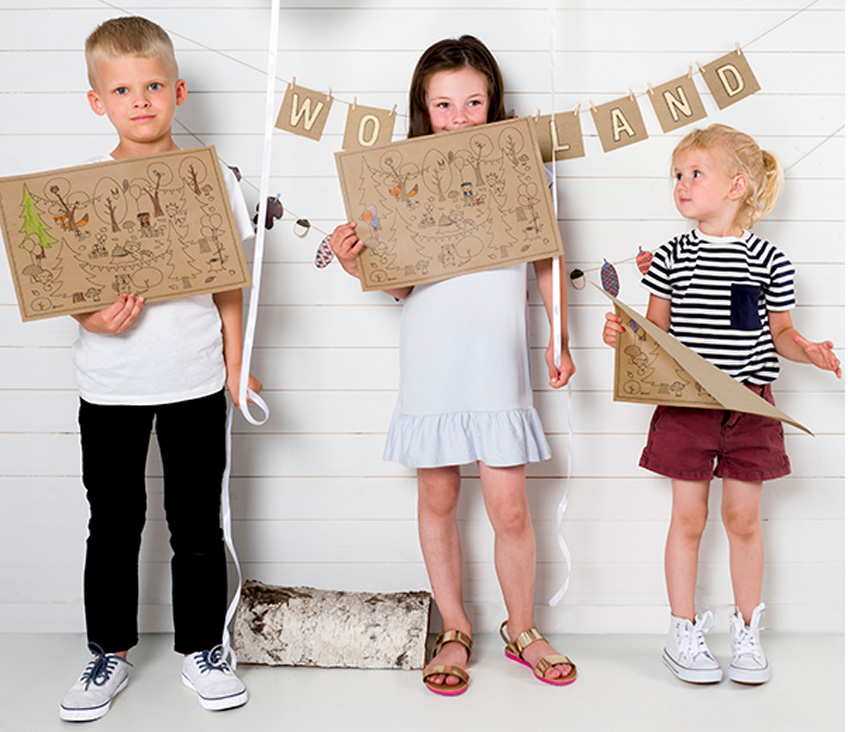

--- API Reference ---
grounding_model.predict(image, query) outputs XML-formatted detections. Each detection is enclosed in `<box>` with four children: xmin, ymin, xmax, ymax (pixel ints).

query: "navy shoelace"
<box><xmin>81</xmin><ymin>644</ymin><xmax>132</xmax><ymax>690</ymax></box>
<box><xmin>194</xmin><ymin>646</ymin><xmax>231</xmax><ymax>674</ymax></box>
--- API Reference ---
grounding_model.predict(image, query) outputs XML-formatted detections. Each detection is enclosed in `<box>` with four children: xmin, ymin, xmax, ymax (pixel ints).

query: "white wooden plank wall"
<box><xmin>0</xmin><ymin>0</ymin><xmax>843</xmax><ymax>635</ymax></box>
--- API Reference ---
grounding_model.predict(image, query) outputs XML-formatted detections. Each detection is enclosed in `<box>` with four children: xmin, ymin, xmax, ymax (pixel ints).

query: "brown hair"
<box><xmin>672</xmin><ymin>123</ymin><xmax>782</xmax><ymax>229</ymax></box>
<box><xmin>85</xmin><ymin>16</ymin><xmax>178</xmax><ymax>88</ymax></box>
<box><xmin>407</xmin><ymin>35</ymin><xmax>506</xmax><ymax>138</ymax></box>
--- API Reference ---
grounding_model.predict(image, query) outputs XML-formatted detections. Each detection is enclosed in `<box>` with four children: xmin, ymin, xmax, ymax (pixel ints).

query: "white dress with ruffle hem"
<box><xmin>383</xmin><ymin>262</ymin><xmax>551</xmax><ymax>468</ymax></box>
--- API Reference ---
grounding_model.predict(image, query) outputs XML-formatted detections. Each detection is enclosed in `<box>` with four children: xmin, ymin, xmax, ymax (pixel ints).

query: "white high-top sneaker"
<box><xmin>662</xmin><ymin>610</ymin><xmax>723</xmax><ymax>683</ymax></box>
<box><xmin>728</xmin><ymin>603</ymin><xmax>770</xmax><ymax>684</ymax></box>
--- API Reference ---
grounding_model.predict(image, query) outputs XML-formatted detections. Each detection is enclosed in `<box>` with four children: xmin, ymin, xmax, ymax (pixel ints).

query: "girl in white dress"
<box><xmin>330</xmin><ymin>35</ymin><xmax>576</xmax><ymax>695</ymax></box>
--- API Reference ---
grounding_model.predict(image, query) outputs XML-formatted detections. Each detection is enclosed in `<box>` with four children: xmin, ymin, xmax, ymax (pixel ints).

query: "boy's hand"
<box><xmin>329</xmin><ymin>221</ymin><xmax>363</xmax><ymax>278</ymax></box>
<box><xmin>603</xmin><ymin>311</ymin><xmax>623</xmax><ymax>347</ymax></box>
<box><xmin>546</xmin><ymin>341</ymin><xmax>576</xmax><ymax>389</ymax></box>
<box><xmin>72</xmin><ymin>294</ymin><xmax>144</xmax><ymax>334</ymax></box>
<box><xmin>227</xmin><ymin>372</ymin><xmax>263</xmax><ymax>409</ymax></box>
<box><xmin>794</xmin><ymin>334</ymin><xmax>842</xmax><ymax>378</ymax></box>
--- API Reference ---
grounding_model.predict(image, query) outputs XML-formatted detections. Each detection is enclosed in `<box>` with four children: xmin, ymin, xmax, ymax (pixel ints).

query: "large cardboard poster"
<box><xmin>596</xmin><ymin>285</ymin><xmax>811</xmax><ymax>435</ymax></box>
<box><xmin>335</xmin><ymin>117</ymin><xmax>564</xmax><ymax>291</ymax></box>
<box><xmin>0</xmin><ymin>146</ymin><xmax>251</xmax><ymax>322</ymax></box>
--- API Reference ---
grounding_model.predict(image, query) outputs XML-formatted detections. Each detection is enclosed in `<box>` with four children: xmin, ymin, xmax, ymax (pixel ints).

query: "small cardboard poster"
<box><xmin>275</xmin><ymin>83</ymin><xmax>334</xmax><ymax>141</ymax></box>
<box><xmin>591</xmin><ymin>94</ymin><xmax>649</xmax><ymax>153</ymax></box>
<box><xmin>596</xmin><ymin>285</ymin><xmax>811</xmax><ymax>435</ymax></box>
<box><xmin>0</xmin><ymin>146</ymin><xmax>251</xmax><ymax>322</ymax></box>
<box><xmin>342</xmin><ymin>103</ymin><xmax>396</xmax><ymax>151</ymax></box>
<box><xmin>648</xmin><ymin>74</ymin><xmax>708</xmax><ymax>133</ymax></box>
<box><xmin>700</xmin><ymin>49</ymin><xmax>761</xmax><ymax>110</ymax></box>
<box><xmin>533</xmin><ymin>110</ymin><xmax>585</xmax><ymax>162</ymax></box>
<box><xmin>335</xmin><ymin>117</ymin><xmax>564</xmax><ymax>291</ymax></box>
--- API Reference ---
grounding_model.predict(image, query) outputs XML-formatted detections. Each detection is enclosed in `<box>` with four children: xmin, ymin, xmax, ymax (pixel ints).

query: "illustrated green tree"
<box><xmin>18</xmin><ymin>184</ymin><xmax>56</xmax><ymax>262</ymax></box>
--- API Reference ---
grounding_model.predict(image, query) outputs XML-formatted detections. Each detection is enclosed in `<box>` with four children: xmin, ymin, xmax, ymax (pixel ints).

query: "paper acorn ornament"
<box><xmin>315</xmin><ymin>234</ymin><xmax>334</xmax><ymax>269</ymax></box>
<box><xmin>601</xmin><ymin>259</ymin><xmax>620</xmax><ymax>297</ymax></box>
<box><xmin>294</xmin><ymin>218</ymin><xmax>311</xmax><ymax>237</ymax></box>
<box><xmin>569</xmin><ymin>268</ymin><xmax>586</xmax><ymax>289</ymax></box>
<box><xmin>636</xmin><ymin>246</ymin><xmax>653</xmax><ymax>275</ymax></box>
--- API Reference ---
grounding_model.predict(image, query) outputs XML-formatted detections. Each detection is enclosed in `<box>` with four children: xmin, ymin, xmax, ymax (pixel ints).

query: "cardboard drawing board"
<box><xmin>595</xmin><ymin>284</ymin><xmax>812</xmax><ymax>435</ymax></box>
<box><xmin>335</xmin><ymin>117</ymin><xmax>564</xmax><ymax>291</ymax></box>
<box><xmin>0</xmin><ymin>146</ymin><xmax>251</xmax><ymax>321</ymax></box>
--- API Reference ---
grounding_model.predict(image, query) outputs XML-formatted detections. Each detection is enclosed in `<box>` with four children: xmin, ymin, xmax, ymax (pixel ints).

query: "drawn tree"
<box><xmin>422</xmin><ymin>149</ymin><xmax>452</xmax><ymax>202</ymax></box>
<box><xmin>129</xmin><ymin>162</ymin><xmax>174</xmax><ymax>219</ymax></box>
<box><xmin>464</xmin><ymin>131</ymin><xmax>494</xmax><ymax>186</ymax></box>
<box><xmin>377</xmin><ymin>149</ymin><xmax>419</xmax><ymax>204</ymax></box>
<box><xmin>43</xmin><ymin>177</ymin><xmax>90</xmax><ymax>238</ymax></box>
<box><xmin>18</xmin><ymin>184</ymin><xmax>55</xmax><ymax>263</ymax></box>
<box><xmin>92</xmin><ymin>176</ymin><xmax>128</xmax><ymax>233</ymax></box>
<box><xmin>179</xmin><ymin>155</ymin><xmax>208</xmax><ymax>198</ymax></box>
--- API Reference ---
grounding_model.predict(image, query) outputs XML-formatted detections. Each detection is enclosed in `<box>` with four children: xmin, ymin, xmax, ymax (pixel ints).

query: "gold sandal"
<box><xmin>499</xmin><ymin>621</ymin><xmax>577</xmax><ymax>686</ymax></box>
<box><xmin>422</xmin><ymin>629</ymin><xmax>473</xmax><ymax>696</ymax></box>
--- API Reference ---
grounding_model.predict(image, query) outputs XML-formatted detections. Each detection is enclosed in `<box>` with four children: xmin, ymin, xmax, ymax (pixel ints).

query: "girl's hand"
<box><xmin>72</xmin><ymin>294</ymin><xmax>144</xmax><ymax>334</ymax></box>
<box><xmin>793</xmin><ymin>334</ymin><xmax>842</xmax><ymax>378</ymax></box>
<box><xmin>330</xmin><ymin>221</ymin><xmax>363</xmax><ymax>278</ymax></box>
<box><xmin>546</xmin><ymin>341</ymin><xmax>576</xmax><ymax>388</ymax></box>
<box><xmin>603</xmin><ymin>311</ymin><xmax>624</xmax><ymax>347</ymax></box>
<box><xmin>227</xmin><ymin>372</ymin><xmax>264</xmax><ymax>409</ymax></box>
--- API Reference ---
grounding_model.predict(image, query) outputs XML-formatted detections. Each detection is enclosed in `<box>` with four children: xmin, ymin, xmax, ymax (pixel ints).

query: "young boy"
<box><xmin>59</xmin><ymin>16</ymin><xmax>260</xmax><ymax>721</ymax></box>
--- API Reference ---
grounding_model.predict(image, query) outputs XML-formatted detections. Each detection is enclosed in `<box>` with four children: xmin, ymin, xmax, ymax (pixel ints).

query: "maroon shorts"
<box><xmin>639</xmin><ymin>383</ymin><xmax>791</xmax><ymax>482</ymax></box>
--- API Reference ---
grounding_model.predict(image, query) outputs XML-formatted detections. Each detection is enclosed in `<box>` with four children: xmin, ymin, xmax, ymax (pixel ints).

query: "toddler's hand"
<box><xmin>602</xmin><ymin>311</ymin><xmax>623</xmax><ymax>347</ymax></box>
<box><xmin>73</xmin><ymin>294</ymin><xmax>144</xmax><ymax>334</ymax></box>
<box><xmin>330</xmin><ymin>221</ymin><xmax>363</xmax><ymax>278</ymax></box>
<box><xmin>794</xmin><ymin>334</ymin><xmax>842</xmax><ymax>378</ymax></box>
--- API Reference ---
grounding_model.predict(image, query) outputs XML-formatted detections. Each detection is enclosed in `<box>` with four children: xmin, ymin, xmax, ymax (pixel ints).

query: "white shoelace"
<box><xmin>678</xmin><ymin>611</ymin><xmax>715</xmax><ymax>660</ymax></box>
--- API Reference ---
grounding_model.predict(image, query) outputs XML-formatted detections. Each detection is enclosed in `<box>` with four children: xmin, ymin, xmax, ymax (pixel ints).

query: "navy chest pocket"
<box><xmin>730</xmin><ymin>283</ymin><xmax>762</xmax><ymax>330</ymax></box>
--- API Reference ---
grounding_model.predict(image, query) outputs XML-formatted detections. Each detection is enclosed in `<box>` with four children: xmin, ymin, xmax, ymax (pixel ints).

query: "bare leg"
<box><xmin>417</xmin><ymin>466</ymin><xmax>471</xmax><ymax>688</ymax></box>
<box><xmin>721</xmin><ymin>478</ymin><xmax>764</xmax><ymax>624</ymax></box>
<box><xmin>480</xmin><ymin>462</ymin><xmax>572</xmax><ymax>681</ymax></box>
<box><xmin>665</xmin><ymin>479</ymin><xmax>711</xmax><ymax>620</ymax></box>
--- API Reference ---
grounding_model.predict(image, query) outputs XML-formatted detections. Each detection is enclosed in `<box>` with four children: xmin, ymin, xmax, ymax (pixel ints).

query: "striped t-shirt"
<box><xmin>641</xmin><ymin>228</ymin><xmax>795</xmax><ymax>384</ymax></box>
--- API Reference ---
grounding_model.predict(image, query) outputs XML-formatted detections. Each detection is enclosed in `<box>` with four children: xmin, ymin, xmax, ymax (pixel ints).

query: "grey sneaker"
<box><xmin>728</xmin><ymin>603</ymin><xmax>770</xmax><ymax>684</ymax></box>
<box><xmin>181</xmin><ymin>646</ymin><xmax>247</xmax><ymax>711</ymax></box>
<box><xmin>59</xmin><ymin>644</ymin><xmax>131</xmax><ymax>722</ymax></box>
<box><xmin>662</xmin><ymin>611</ymin><xmax>723</xmax><ymax>683</ymax></box>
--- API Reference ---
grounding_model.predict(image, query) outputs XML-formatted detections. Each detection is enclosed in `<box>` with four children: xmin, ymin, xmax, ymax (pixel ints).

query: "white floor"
<box><xmin>1</xmin><ymin>632</ymin><xmax>843</xmax><ymax>732</ymax></box>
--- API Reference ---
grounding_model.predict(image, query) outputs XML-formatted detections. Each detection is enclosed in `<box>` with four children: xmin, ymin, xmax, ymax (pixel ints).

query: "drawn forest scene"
<box><xmin>335</xmin><ymin>117</ymin><xmax>564</xmax><ymax>291</ymax></box>
<box><xmin>604</xmin><ymin>288</ymin><xmax>810</xmax><ymax>434</ymax></box>
<box><xmin>0</xmin><ymin>146</ymin><xmax>250</xmax><ymax>322</ymax></box>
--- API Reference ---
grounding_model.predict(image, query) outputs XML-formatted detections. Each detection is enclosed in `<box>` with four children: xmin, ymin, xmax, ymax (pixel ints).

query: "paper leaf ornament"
<box><xmin>0</xmin><ymin>146</ymin><xmax>251</xmax><ymax>322</ymax></box>
<box><xmin>636</xmin><ymin>247</ymin><xmax>653</xmax><ymax>275</ymax></box>
<box><xmin>315</xmin><ymin>234</ymin><xmax>334</xmax><ymax>269</ymax></box>
<box><xmin>700</xmin><ymin>49</ymin><xmax>761</xmax><ymax>110</ymax></box>
<box><xmin>601</xmin><ymin>259</ymin><xmax>620</xmax><ymax>297</ymax></box>
<box><xmin>594</xmin><ymin>284</ymin><xmax>811</xmax><ymax>434</ymax></box>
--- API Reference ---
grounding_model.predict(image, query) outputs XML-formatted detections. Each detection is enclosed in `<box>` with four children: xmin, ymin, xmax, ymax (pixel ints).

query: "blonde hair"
<box><xmin>672</xmin><ymin>123</ymin><xmax>782</xmax><ymax>229</ymax></box>
<box><xmin>85</xmin><ymin>16</ymin><xmax>178</xmax><ymax>88</ymax></box>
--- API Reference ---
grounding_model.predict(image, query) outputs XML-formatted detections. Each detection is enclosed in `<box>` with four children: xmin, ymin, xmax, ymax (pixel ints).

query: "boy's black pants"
<box><xmin>78</xmin><ymin>390</ymin><xmax>228</xmax><ymax>654</ymax></box>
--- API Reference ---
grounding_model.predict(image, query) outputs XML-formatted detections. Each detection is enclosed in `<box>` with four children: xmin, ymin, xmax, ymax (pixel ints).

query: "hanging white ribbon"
<box><xmin>548</xmin><ymin>0</ymin><xmax>574</xmax><ymax>607</ymax></box>
<box><xmin>221</xmin><ymin>0</ymin><xmax>279</xmax><ymax>668</ymax></box>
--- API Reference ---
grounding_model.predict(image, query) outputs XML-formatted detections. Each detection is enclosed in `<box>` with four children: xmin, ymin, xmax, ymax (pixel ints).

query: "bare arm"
<box><xmin>213</xmin><ymin>288</ymin><xmax>263</xmax><ymax>407</ymax></box>
<box><xmin>533</xmin><ymin>256</ymin><xmax>575</xmax><ymax>388</ymax></box>
<box><xmin>768</xmin><ymin>310</ymin><xmax>842</xmax><ymax>378</ymax></box>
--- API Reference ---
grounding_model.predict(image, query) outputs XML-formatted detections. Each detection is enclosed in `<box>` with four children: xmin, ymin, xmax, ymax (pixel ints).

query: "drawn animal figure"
<box><xmin>112</xmin><ymin>273</ymin><xmax>133</xmax><ymax>294</ymax></box>
<box><xmin>53</xmin><ymin>212</ymin><xmax>89</xmax><ymax>231</ymax></box>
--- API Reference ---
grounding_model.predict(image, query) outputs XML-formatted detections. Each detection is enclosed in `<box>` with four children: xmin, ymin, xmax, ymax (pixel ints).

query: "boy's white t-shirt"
<box><xmin>72</xmin><ymin>156</ymin><xmax>253</xmax><ymax>405</ymax></box>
